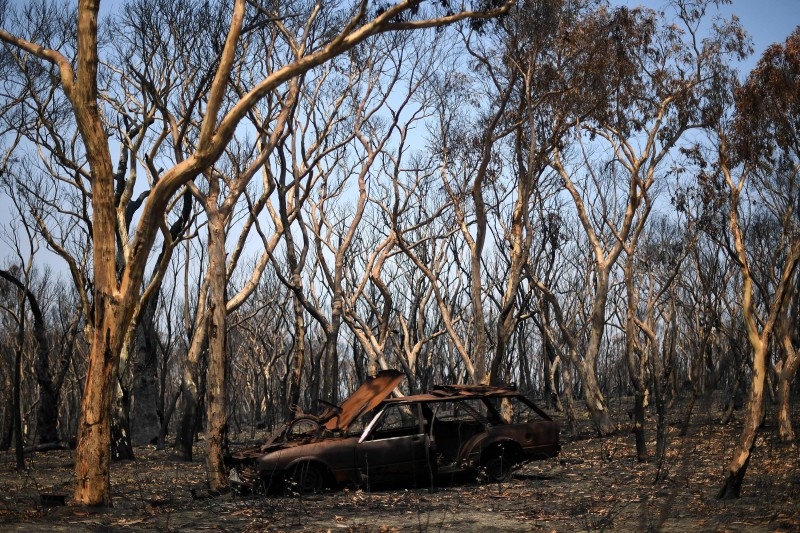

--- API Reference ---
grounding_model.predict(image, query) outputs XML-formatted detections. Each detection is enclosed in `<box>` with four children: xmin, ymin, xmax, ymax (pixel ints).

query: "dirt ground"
<box><xmin>1</xmin><ymin>395</ymin><xmax>798</xmax><ymax>532</ymax></box>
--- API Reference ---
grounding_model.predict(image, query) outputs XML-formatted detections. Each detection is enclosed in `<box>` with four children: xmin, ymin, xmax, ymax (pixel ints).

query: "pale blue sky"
<box><xmin>617</xmin><ymin>0</ymin><xmax>800</xmax><ymax>72</ymax></box>
<box><xmin>718</xmin><ymin>0</ymin><xmax>799</xmax><ymax>57</ymax></box>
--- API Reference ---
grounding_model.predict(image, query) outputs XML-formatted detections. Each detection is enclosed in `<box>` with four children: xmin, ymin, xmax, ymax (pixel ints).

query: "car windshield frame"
<box><xmin>358</xmin><ymin>403</ymin><xmax>424</xmax><ymax>444</ymax></box>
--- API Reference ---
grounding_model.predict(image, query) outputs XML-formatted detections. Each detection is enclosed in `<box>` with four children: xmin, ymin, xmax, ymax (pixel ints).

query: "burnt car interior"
<box><xmin>428</xmin><ymin>400</ymin><xmax>490</xmax><ymax>463</ymax></box>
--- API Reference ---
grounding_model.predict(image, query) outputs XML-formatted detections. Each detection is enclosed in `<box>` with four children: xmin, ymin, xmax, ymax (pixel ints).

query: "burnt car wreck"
<box><xmin>226</xmin><ymin>370</ymin><xmax>560</xmax><ymax>494</ymax></box>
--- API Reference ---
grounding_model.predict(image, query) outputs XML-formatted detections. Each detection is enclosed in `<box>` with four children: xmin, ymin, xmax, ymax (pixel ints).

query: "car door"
<box><xmin>355</xmin><ymin>403</ymin><xmax>433</xmax><ymax>486</ymax></box>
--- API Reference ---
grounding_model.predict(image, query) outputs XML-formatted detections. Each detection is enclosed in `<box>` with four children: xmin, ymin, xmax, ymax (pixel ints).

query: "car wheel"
<box><xmin>291</xmin><ymin>462</ymin><xmax>325</xmax><ymax>494</ymax></box>
<box><xmin>483</xmin><ymin>453</ymin><xmax>514</xmax><ymax>483</ymax></box>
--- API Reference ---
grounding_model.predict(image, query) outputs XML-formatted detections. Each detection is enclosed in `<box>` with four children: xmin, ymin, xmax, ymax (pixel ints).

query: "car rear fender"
<box><xmin>479</xmin><ymin>438</ymin><xmax>524</xmax><ymax>464</ymax></box>
<box><xmin>458</xmin><ymin>434</ymin><xmax>525</xmax><ymax>470</ymax></box>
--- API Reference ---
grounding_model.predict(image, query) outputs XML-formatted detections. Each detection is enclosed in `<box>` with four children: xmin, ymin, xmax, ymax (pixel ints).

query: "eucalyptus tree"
<box><xmin>733</xmin><ymin>27</ymin><xmax>800</xmax><ymax>444</ymax></box>
<box><xmin>713</xmin><ymin>27</ymin><xmax>800</xmax><ymax>499</ymax></box>
<box><xmin>152</xmin><ymin>261</ymin><xmax>186</xmax><ymax>448</ymax></box>
<box><xmin>525</xmin><ymin>202</ymin><xmax>574</xmax><ymax>414</ymax></box>
<box><xmin>172</xmin><ymin>38</ymin><xmax>299</xmax><ymax>490</ymax></box>
<box><xmin>258</xmin><ymin>50</ymin><xmax>365</xmax><ymax>411</ymax></box>
<box><xmin>0</xmin><ymin>0</ymin><xmax>513</xmax><ymax>506</ymax></box>
<box><xmin>0</xmin><ymin>0</ymin><xmax>198</xmax><ymax>461</ymax></box>
<box><xmin>537</xmin><ymin>0</ymin><xmax>749</xmax><ymax>435</ymax></box>
<box><xmin>268</xmin><ymin>28</ymin><xmax>419</xmax><ymax>405</ymax></box>
<box><xmin>476</xmin><ymin>0</ymin><xmax>624</xmax><ymax>388</ymax></box>
<box><xmin>428</xmin><ymin>32</ymin><xmax>516</xmax><ymax>385</ymax></box>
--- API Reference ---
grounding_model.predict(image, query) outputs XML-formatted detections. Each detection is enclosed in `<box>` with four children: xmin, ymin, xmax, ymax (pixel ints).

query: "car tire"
<box><xmin>483</xmin><ymin>452</ymin><xmax>514</xmax><ymax>483</ymax></box>
<box><xmin>291</xmin><ymin>462</ymin><xmax>325</xmax><ymax>494</ymax></box>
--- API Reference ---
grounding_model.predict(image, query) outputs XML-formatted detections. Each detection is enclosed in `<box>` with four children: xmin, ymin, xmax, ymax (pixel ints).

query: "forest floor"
<box><xmin>1</xmin><ymin>394</ymin><xmax>798</xmax><ymax>532</ymax></box>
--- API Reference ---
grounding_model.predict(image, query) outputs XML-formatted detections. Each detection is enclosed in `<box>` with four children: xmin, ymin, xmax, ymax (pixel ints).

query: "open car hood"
<box><xmin>322</xmin><ymin>369</ymin><xmax>404</xmax><ymax>432</ymax></box>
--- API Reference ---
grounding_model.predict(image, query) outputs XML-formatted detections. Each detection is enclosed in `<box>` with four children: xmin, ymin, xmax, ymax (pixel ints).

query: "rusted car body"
<box><xmin>227</xmin><ymin>370</ymin><xmax>560</xmax><ymax>493</ymax></box>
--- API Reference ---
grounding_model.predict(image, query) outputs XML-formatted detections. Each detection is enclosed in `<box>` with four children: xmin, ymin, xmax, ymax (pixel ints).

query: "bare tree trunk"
<box><xmin>718</xmin><ymin>343</ymin><xmax>767</xmax><ymax>499</ymax></box>
<box><xmin>205</xmin><ymin>209</ymin><xmax>229</xmax><ymax>493</ymax></box>
<box><xmin>158</xmin><ymin>389</ymin><xmax>180</xmax><ymax>449</ymax></box>
<box><xmin>74</xmin><ymin>298</ymin><xmax>128</xmax><ymax>506</ymax></box>
<box><xmin>721</xmin><ymin>344</ymin><xmax>747</xmax><ymax>426</ymax></box>
<box><xmin>544</xmin><ymin>340</ymin><xmax>563</xmax><ymax>411</ymax></box>
<box><xmin>175</xmin><ymin>286</ymin><xmax>209</xmax><ymax>461</ymax></box>
<box><xmin>175</xmin><ymin>376</ymin><xmax>199</xmax><ymax>460</ymax></box>
<box><xmin>561</xmin><ymin>355</ymin><xmax>579</xmax><ymax>436</ymax></box>
<box><xmin>27</xmin><ymin>292</ymin><xmax>59</xmax><ymax>445</ymax></box>
<box><xmin>681</xmin><ymin>327</ymin><xmax>714</xmax><ymax>436</ymax></box>
<box><xmin>776</xmin><ymin>318</ymin><xmax>799</xmax><ymax>442</ymax></box>
<box><xmin>583</xmin><ymin>270</ymin><xmax>616</xmax><ymax>435</ymax></box>
<box><xmin>652</xmin><ymin>346</ymin><xmax>669</xmax><ymax>482</ymax></box>
<box><xmin>111</xmin><ymin>335</ymin><xmax>135</xmax><ymax>461</ymax></box>
<box><xmin>286</xmin><ymin>293</ymin><xmax>306</xmax><ymax>417</ymax></box>
<box><xmin>717</xmin><ymin>155</ymin><xmax>800</xmax><ymax>499</ymax></box>
<box><xmin>469</xmin><ymin>228</ymin><xmax>487</xmax><ymax>384</ymax></box>
<box><xmin>654</xmin><ymin>305</ymin><xmax>677</xmax><ymax>482</ymax></box>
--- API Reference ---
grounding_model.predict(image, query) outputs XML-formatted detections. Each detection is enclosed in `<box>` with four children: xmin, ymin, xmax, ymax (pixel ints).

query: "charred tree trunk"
<box><xmin>534</xmin><ymin>305</ymin><xmax>564</xmax><ymax>412</ymax></box>
<box><xmin>131</xmin><ymin>296</ymin><xmax>161</xmax><ymax>446</ymax></box>
<box><xmin>0</xmin><ymin>364</ymin><xmax>12</xmax><ymax>450</ymax></box>
<box><xmin>543</xmin><ymin>337</ymin><xmax>562</xmax><ymax>411</ymax></box>
<box><xmin>721</xmin><ymin>345</ymin><xmax>747</xmax><ymax>426</ymax></box>
<box><xmin>158</xmin><ymin>389</ymin><xmax>180</xmax><ymax>449</ymax></box>
<box><xmin>776</xmin><ymin>348</ymin><xmax>799</xmax><ymax>442</ymax></box>
<box><xmin>14</xmin><ymin>302</ymin><xmax>25</xmax><ymax>470</ymax></box>
<box><xmin>681</xmin><ymin>327</ymin><xmax>714</xmax><ymax>437</ymax></box>
<box><xmin>322</xmin><ymin>327</ymin><xmax>340</xmax><ymax>407</ymax></box>
<box><xmin>175</xmin><ymin>377</ymin><xmax>199</xmax><ymax>460</ymax></box>
<box><xmin>654</xmin><ymin>307</ymin><xmax>677</xmax><ymax>483</ymax></box>
<box><xmin>625</xmin><ymin>257</ymin><xmax>648</xmax><ymax>461</ymax></box>
<box><xmin>110</xmin><ymin>382</ymin><xmax>134</xmax><ymax>461</ymax></box>
<box><xmin>286</xmin><ymin>292</ymin><xmax>306</xmax><ymax>418</ymax></box>
<box><xmin>174</xmin><ymin>284</ymin><xmax>209</xmax><ymax>461</ymax></box>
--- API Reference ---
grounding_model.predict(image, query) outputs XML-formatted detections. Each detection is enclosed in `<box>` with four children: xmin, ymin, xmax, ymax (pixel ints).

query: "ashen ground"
<box><xmin>1</xmin><ymin>395</ymin><xmax>798</xmax><ymax>532</ymax></box>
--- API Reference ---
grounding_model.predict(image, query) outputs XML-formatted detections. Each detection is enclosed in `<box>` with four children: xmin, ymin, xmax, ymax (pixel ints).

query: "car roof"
<box><xmin>379</xmin><ymin>383</ymin><xmax>553</xmax><ymax>420</ymax></box>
